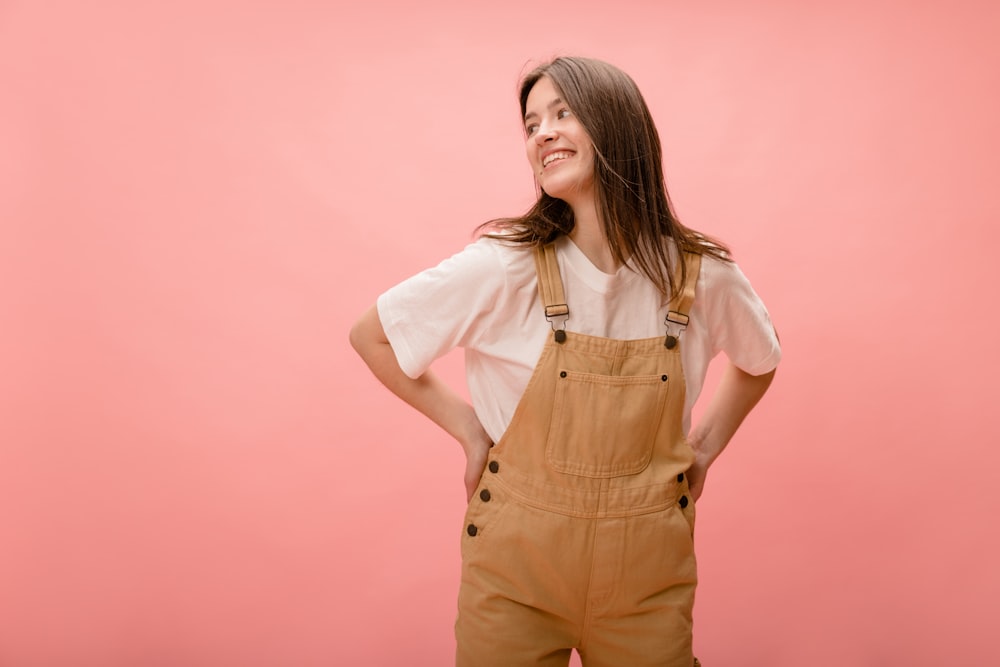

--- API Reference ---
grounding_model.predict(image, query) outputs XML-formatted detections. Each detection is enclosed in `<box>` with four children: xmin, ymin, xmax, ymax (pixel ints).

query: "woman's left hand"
<box><xmin>685</xmin><ymin>442</ymin><xmax>711</xmax><ymax>502</ymax></box>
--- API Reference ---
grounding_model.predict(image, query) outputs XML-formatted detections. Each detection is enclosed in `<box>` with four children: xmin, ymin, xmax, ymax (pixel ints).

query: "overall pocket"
<box><xmin>546</xmin><ymin>370</ymin><xmax>669</xmax><ymax>478</ymax></box>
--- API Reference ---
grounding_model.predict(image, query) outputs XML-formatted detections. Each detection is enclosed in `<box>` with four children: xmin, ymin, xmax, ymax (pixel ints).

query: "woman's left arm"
<box><xmin>685</xmin><ymin>363</ymin><xmax>776</xmax><ymax>501</ymax></box>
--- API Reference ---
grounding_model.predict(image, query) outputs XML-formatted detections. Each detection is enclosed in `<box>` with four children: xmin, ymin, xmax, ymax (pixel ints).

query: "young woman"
<box><xmin>350</xmin><ymin>56</ymin><xmax>781</xmax><ymax>667</ymax></box>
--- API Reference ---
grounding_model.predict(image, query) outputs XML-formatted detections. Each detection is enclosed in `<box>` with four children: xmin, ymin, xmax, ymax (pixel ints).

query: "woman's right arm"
<box><xmin>349</xmin><ymin>304</ymin><xmax>493</xmax><ymax>500</ymax></box>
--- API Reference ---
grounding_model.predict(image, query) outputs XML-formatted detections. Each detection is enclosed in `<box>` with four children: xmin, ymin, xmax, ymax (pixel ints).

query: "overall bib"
<box><xmin>456</xmin><ymin>243</ymin><xmax>702</xmax><ymax>667</ymax></box>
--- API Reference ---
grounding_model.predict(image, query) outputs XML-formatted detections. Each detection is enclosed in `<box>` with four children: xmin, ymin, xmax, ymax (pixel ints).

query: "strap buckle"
<box><xmin>664</xmin><ymin>310</ymin><xmax>689</xmax><ymax>349</ymax></box>
<box><xmin>546</xmin><ymin>304</ymin><xmax>569</xmax><ymax>343</ymax></box>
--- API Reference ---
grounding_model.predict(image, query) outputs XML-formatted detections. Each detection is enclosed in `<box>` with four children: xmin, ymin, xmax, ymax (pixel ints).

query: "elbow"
<box><xmin>349</xmin><ymin>304</ymin><xmax>388</xmax><ymax>359</ymax></box>
<box><xmin>348</xmin><ymin>317</ymin><xmax>364</xmax><ymax>354</ymax></box>
<box><xmin>348</xmin><ymin>309</ymin><xmax>373</xmax><ymax>356</ymax></box>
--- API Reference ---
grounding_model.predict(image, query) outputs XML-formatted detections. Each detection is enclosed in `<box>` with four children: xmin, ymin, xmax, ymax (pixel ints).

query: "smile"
<box><xmin>542</xmin><ymin>151</ymin><xmax>574</xmax><ymax>167</ymax></box>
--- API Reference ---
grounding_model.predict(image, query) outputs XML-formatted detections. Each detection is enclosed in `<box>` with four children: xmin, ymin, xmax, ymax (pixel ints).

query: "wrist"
<box><xmin>457</xmin><ymin>408</ymin><xmax>491</xmax><ymax>454</ymax></box>
<box><xmin>687</xmin><ymin>429</ymin><xmax>720</xmax><ymax>467</ymax></box>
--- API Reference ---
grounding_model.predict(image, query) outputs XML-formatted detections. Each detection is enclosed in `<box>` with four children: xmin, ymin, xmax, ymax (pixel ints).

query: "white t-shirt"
<box><xmin>378</xmin><ymin>234</ymin><xmax>781</xmax><ymax>443</ymax></box>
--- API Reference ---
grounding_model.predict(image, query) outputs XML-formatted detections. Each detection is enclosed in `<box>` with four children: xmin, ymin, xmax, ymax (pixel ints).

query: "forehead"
<box><xmin>523</xmin><ymin>76</ymin><xmax>561</xmax><ymax>117</ymax></box>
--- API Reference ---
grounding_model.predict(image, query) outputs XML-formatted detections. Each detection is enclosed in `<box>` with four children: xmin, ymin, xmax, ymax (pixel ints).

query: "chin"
<box><xmin>539</xmin><ymin>179</ymin><xmax>573</xmax><ymax>200</ymax></box>
<box><xmin>542</xmin><ymin>181</ymin><xmax>591</xmax><ymax>206</ymax></box>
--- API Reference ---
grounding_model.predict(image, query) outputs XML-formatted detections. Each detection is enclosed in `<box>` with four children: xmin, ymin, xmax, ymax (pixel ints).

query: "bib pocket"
<box><xmin>546</xmin><ymin>369</ymin><xmax>670</xmax><ymax>478</ymax></box>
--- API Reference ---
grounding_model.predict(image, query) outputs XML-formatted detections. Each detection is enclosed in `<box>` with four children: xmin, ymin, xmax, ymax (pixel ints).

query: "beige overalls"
<box><xmin>456</xmin><ymin>243</ymin><xmax>702</xmax><ymax>667</ymax></box>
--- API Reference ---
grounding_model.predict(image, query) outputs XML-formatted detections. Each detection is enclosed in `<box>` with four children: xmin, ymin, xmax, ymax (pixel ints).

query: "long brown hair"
<box><xmin>480</xmin><ymin>56</ymin><xmax>731</xmax><ymax>296</ymax></box>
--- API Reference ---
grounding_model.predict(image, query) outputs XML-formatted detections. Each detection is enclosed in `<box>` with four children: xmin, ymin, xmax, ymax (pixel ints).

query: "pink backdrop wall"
<box><xmin>2</xmin><ymin>1</ymin><xmax>998</xmax><ymax>665</ymax></box>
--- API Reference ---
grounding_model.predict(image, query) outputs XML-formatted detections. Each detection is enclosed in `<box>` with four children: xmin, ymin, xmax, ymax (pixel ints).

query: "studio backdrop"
<box><xmin>1</xmin><ymin>1</ymin><xmax>998</xmax><ymax>665</ymax></box>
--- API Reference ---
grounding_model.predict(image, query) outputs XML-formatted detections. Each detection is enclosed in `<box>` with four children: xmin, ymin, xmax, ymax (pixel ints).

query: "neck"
<box><xmin>568</xmin><ymin>198</ymin><xmax>621</xmax><ymax>274</ymax></box>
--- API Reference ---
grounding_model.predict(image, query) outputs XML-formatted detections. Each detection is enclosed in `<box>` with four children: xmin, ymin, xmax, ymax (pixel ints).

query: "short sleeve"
<box><xmin>376</xmin><ymin>239</ymin><xmax>508</xmax><ymax>379</ymax></box>
<box><xmin>698</xmin><ymin>258</ymin><xmax>782</xmax><ymax>376</ymax></box>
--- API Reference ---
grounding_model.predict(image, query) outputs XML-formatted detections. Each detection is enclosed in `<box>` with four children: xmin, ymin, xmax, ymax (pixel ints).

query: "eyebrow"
<box><xmin>523</xmin><ymin>97</ymin><xmax>564</xmax><ymax>123</ymax></box>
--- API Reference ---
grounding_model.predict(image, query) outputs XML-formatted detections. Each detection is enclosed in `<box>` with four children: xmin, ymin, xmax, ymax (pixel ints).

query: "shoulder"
<box><xmin>691</xmin><ymin>253</ymin><xmax>772</xmax><ymax>333</ymax></box>
<box><xmin>439</xmin><ymin>234</ymin><xmax>533</xmax><ymax>269</ymax></box>
<box><xmin>460</xmin><ymin>235</ymin><xmax>538</xmax><ymax>290</ymax></box>
<box><xmin>412</xmin><ymin>236</ymin><xmax>513</xmax><ymax>284</ymax></box>
<box><xmin>695</xmin><ymin>253</ymin><xmax>756</xmax><ymax>297</ymax></box>
<box><xmin>381</xmin><ymin>236</ymin><xmax>536</xmax><ymax>307</ymax></box>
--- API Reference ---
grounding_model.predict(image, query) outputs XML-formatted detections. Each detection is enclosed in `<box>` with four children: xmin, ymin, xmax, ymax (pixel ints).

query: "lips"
<box><xmin>542</xmin><ymin>150</ymin><xmax>574</xmax><ymax>168</ymax></box>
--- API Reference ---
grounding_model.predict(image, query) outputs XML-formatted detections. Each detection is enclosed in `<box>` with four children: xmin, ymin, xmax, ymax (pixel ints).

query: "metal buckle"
<box><xmin>664</xmin><ymin>310</ymin><xmax>689</xmax><ymax>349</ymax></box>
<box><xmin>545</xmin><ymin>304</ymin><xmax>569</xmax><ymax>343</ymax></box>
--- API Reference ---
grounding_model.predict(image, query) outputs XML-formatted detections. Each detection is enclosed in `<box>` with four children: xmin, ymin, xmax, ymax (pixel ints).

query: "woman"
<box><xmin>350</xmin><ymin>56</ymin><xmax>780</xmax><ymax>667</ymax></box>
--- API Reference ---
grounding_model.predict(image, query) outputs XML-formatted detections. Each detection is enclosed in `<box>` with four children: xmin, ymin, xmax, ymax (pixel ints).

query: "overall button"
<box><xmin>488</xmin><ymin>461</ymin><xmax>499</xmax><ymax>474</ymax></box>
<box><xmin>679</xmin><ymin>496</ymin><xmax>689</xmax><ymax>509</ymax></box>
<box><xmin>559</xmin><ymin>371</ymin><xmax>567</xmax><ymax>378</ymax></box>
<box><xmin>479</xmin><ymin>489</ymin><xmax>491</xmax><ymax>502</ymax></box>
<box><xmin>467</xmin><ymin>524</ymin><xmax>478</xmax><ymax>536</ymax></box>
<box><xmin>677</xmin><ymin>473</ymin><xmax>684</xmax><ymax>483</ymax></box>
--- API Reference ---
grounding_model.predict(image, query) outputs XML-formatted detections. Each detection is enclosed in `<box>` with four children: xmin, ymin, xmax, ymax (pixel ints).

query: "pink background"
<box><xmin>2</xmin><ymin>1</ymin><xmax>998</xmax><ymax>665</ymax></box>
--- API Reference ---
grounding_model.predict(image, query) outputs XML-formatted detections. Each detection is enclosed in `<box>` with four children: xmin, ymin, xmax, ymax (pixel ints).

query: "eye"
<box><xmin>557</xmin><ymin>108</ymin><xmax>571</xmax><ymax>119</ymax></box>
<box><xmin>525</xmin><ymin>123</ymin><xmax>539</xmax><ymax>136</ymax></box>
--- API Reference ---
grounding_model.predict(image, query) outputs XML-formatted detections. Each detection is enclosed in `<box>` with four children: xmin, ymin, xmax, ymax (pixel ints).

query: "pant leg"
<box><xmin>576</xmin><ymin>598</ymin><xmax>696</xmax><ymax>667</ymax></box>
<box><xmin>455</xmin><ymin>499</ymin><xmax>588</xmax><ymax>667</ymax></box>
<box><xmin>455</xmin><ymin>590</ymin><xmax>574</xmax><ymax>667</ymax></box>
<box><xmin>577</xmin><ymin>507</ymin><xmax>698</xmax><ymax>667</ymax></box>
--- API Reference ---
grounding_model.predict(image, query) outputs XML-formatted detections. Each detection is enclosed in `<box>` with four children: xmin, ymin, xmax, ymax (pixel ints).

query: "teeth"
<box><xmin>543</xmin><ymin>151</ymin><xmax>572</xmax><ymax>167</ymax></box>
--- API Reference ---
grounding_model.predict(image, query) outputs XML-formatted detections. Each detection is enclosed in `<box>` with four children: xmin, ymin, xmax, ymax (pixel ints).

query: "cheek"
<box><xmin>525</xmin><ymin>148</ymin><xmax>542</xmax><ymax>175</ymax></box>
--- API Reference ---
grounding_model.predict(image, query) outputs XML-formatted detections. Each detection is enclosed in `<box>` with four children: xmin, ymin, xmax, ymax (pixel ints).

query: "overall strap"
<box><xmin>664</xmin><ymin>252</ymin><xmax>702</xmax><ymax>349</ymax></box>
<box><xmin>533</xmin><ymin>243</ymin><xmax>569</xmax><ymax>343</ymax></box>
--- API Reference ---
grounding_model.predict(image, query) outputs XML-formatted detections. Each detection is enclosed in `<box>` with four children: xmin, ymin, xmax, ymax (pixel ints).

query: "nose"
<box><xmin>534</xmin><ymin>123</ymin><xmax>557</xmax><ymax>144</ymax></box>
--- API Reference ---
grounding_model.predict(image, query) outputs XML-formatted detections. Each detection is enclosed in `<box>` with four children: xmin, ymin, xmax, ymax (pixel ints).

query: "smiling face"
<box><xmin>522</xmin><ymin>76</ymin><xmax>595</xmax><ymax>209</ymax></box>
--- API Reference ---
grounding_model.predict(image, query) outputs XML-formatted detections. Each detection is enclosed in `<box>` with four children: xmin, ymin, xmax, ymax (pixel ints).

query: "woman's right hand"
<box><xmin>461</xmin><ymin>420</ymin><xmax>494</xmax><ymax>502</ymax></box>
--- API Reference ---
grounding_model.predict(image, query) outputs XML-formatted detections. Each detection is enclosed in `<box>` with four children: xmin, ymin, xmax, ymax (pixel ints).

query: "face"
<box><xmin>523</xmin><ymin>76</ymin><xmax>595</xmax><ymax>207</ymax></box>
